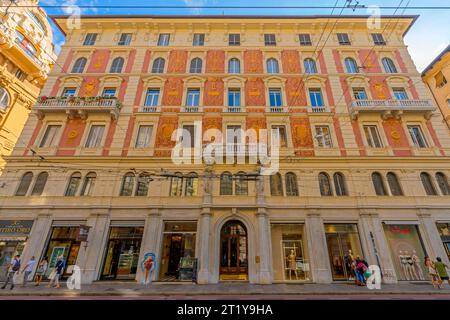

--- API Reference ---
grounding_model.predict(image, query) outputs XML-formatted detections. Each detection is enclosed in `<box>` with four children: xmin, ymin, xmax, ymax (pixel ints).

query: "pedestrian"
<box><xmin>434</xmin><ymin>257</ymin><xmax>450</xmax><ymax>288</ymax></box>
<box><xmin>354</xmin><ymin>256</ymin><xmax>367</xmax><ymax>286</ymax></box>
<box><xmin>47</xmin><ymin>255</ymin><xmax>65</xmax><ymax>288</ymax></box>
<box><xmin>1</xmin><ymin>254</ymin><xmax>21</xmax><ymax>290</ymax></box>
<box><xmin>34</xmin><ymin>256</ymin><xmax>48</xmax><ymax>286</ymax></box>
<box><xmin>424</xmin><ymin>256</ymin><xmax>439</xmax><ymax>288</ymax></box>
<box><xmin>21</xmin><ymin>256</ymin><xmax>36</xmax><ymax>287</ymax></box>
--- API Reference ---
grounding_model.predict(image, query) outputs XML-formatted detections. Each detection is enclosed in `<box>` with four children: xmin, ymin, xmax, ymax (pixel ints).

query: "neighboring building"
<box><xmin>1</xmin><ymin>15</ymin><xmax>450</xmax><ymax>286</ymax></box>
<box><xmin>0</xmin><ymin>0</ymin><xmax>56</xmax><ymax>171</ymax></box>
<box><xmin>422</xmin><ymin>45</ymin><xmax>450</xmax><ymax>129</ymax></box>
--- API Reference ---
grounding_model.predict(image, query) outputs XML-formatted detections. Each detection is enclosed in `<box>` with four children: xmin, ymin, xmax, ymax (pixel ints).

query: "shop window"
<box><xmin>372</xmin><ymin>172</ymin><xmax>387</xmax><ymax>196</ymax></box>
<box><xmin>345</xmin><ymin>57</ymin><xmax>359</xmax><ymax>73</ymax></box>
<box><xmin>436</xmin><ymin>223</ymin><xmax>450</xmax><ymax>262</ymax></box>
<box><xmin>235</xmin><ymin>172</ymin><xmax>248</xmax><ymax>196</ymax></box>
<box><xmin>436</xmin><ymin>172</ymin><xmax>450</xmax><ymax>196</ymax></box>
<box><xmin>0</xmin><ymin>87</ymin><xmax>10</xmax><ymax>111</ymax></box>
<box><xmin>71</xmin><ymin>57</ymin><xmax>87</xmax><ymax>73</ymax></box>
<box><xmin>110</xmin><ymin>57</ymin><xmax>124</xmax><ymax>73</ymax></box>
<box><xmin>30</xmin><ymin>172</ymin><xmax>48</xmax><ymax>196</ymax></box>
<box><xmin>220</xmin><ymin>172</ymin><xmax>233</xmax><ymax>195</ymax></box>
<box><xmin>318</xmin><ymin>172</ymin><xmax>332</xmax><ymax>196</ymax></box>
<box><xmin>135</xmin><ymin>173</ymin><xmax>151</xmax><ymax>197</ymax></box>
<box><xmin>120</xmin><ymin>172</ymin><xmax>135</xmax><ymax>196</ymax></box>
<box><xmin>185</xmin><ymin>172</ymin><xmax>198</xmax><ymax>197</ymax></box>
<box><xmin>189</xmin><ymin>58</ymin><xmax>203</xmax><ymax>74</ymax></box>
<box><xmin>333</xmin><ymin>172</ymin><xmax>348</xmax><ymax>196</ymax></box>
<box><xmin>228</xmin><ymin>58</ymin><xmax>240</xmax><ymax>73</ymax></box>
<box><xmin>80</xmin><ymin>172</ymin><xmax>96</xmax><ymax>196</ymax></box>
<box><xmin>15</xmin><ymin>172</ymin><xmax>33</xmax><ymax>196</ymax></box>
<box><xmin>169</xmin><ymin>172</ymin><xmax>183</xmax><ymax>196</ymax></box>
<box><xmin>304</xmin><ymin>58</ymin><xmax>317</xmax><ymax>74</ymax></box>
<box><xmin>285</xmin><ymin>172</ymin><xmax>299</xmax><ymax>196</ymax></box>
<box><xmin>387</xmin><ymin>172</ymin><xmax>403</xmax><ymax>196</ymax></box>
<box><xmin>421</xmin><ymin>172</ymin><xmax>438</xmax><ymax>196</ymax></box>
<box><xmin>382</xmin><ymin>57</ymin><xmax>398</xmax><ymax>74</ymax></box>
<box><xmin>65</xmin><ymin>172</ymin><xmax>81</xmax><ymax>196</ymax></box>
<box><xmin>270</xmin><ymin>172</ymin><xmax>283</xmax><ymax>196</ymax></box>
<box><xmin>266</xmin><ymin>58</ymin><xmax>279</xmax><ymax>74</ymax></box>
<box><xmin>151</xmin><ymin>58</ymin><xmax>165</xmax><ymax>73</ymax></box>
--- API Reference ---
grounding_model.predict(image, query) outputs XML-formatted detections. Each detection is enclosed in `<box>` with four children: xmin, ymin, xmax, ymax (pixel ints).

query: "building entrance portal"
<box><xmin>219</xmin><ymin>220</ymin><xmax>248</xmax><ymax>281</ymax></box>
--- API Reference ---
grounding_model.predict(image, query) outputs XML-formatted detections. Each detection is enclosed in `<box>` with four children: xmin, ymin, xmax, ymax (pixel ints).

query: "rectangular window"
<box><xmin>229</xmin><ymin>33</ymin><xmax>240</xmax><ymax>46</ymax></box>
<box><xmin>158</xmin><ymin>33</ymin><xmax>170</xmax><ymax>46</ymax></box>
<box><xmin>228</xmin><ymin>89</ymin><xmax>241</xmax><ymax>107</ymax></box>
<box><xmin>372</xmin><ymin>33</ymin><xmax>386</xmax><ymax>45</ymax></box>
<box><xmin>264</xmin><ymin>34</ymin><xmax>276</xmax><ymax>46</ymax></box>
<box><xmin>309</xmin><ymin>89</ymin><xmax>324</xmax><ymax>107</ymax></box>
<box><xmin>102</xmin><ymin>88</ymin><xmax>116</xmax><ymax>98</ymax></box>
<box><xmin>435</xmin><ymin>71</ymin><xmax>448</xmax><ymax>88</ymax></box>
<box><xmin>226</xmin><ymin>125</ymin><xmax>242</xmax><ymax>145</ymax></box>
<box><xmin>135</xmin><ymin>125</ymin><xmax>153</xmax><ymax>148</ymax></box>
<box><xmin>353</xmin><ymin>88</ymin><xmax>368</xmax><ymax>100</ymax></box>
<box><xmin>144</xmin><ymin>89</ymin><xmax>160</xmax><ymax>106</ymax></box>
<box><xmin>269</xmin><ymin>89</ymin><xmax>282</xmax><ymax>107</ymax></box>
<box><xmin>408</xmin><ymin>125</ymin><xmax>428</xmax><ymax>148</ymax></box>
<box><xmin>337</xmin><ymin>33</ymin><xmax>351</xmax><ymax>45</ymax></box>
<box><xmin>15</xmin><ymin>69</ymin><xmax>26</xmax><ymax>81</ymax></box>
<box><xmin>299</xmin><ymin>33</ymin><xmax>312</xmax><ymax>46</ymax></box>
<box><xmin>364</xmin><ymin>125</ymin><xmax>383</xmax><ymax>148</ymax></box>
<box><xmin>182</xmin><ymin>125</ymin><xmax>195</xmax><ymax>148</ymax></box>
<box><xmin>85</xmin><ymin>125</ymin><xmax>105</xmax><ymax>148</ymax></box>
<box><xmin>186</xmin><ymin>89</ymin><xmax>200</xmax><ymax>107</ymax></box>
<box><xmin>315</xmin><ymin>126</ymin><xmax>333</xmax><ymax>148</ymax></box>
<box><xmin>62</xmin><ymin>88</ymin><xmax>76</xmax><ymax>97</ymax></box>
<box><xmin>118</xmin><ymin>33</ymin><xmax>132</xmax><ymax>46</ymax></box>
<box><xmin>271</xmin><ymin>125</ymin><xmax>288</xmax><ymax>148</ymax></box>
<box><xmin>393</xmin><ymin>88</ymin><xmax>409</xmax><ymax>100</ymax></box>
<box><xmin>39</xmin><ymin>125</ymin><xmax>61</xmax><ymax>148</ymax></box>
<box><xmin>83</xmin><ymin>33</ymin><xmax>97</xmax><ymax>46</ymax></box>
<box><xmin>193</xmin><ymin>33</ymin><xmax>205</xmax><ymax>46</ymax></box>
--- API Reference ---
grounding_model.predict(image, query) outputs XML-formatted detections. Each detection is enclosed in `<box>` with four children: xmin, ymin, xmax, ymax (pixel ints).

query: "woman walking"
<box><xmin>424</xmin><ymin>256</ymin><xmax>439</xmax><ymax>288</ymax></box>
<box><xmin>47</xmin><ymin>256</ymin><xmax>65</xmax><ymax>288</ymax></box>
<box><xmin>34</xmin><ymin>257</ymin><xmax>48</xmax><ymax>286</ymax></box>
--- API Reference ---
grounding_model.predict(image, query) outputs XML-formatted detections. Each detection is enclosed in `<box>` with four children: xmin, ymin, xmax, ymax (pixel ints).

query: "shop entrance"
<box><xmin>220</xmin><ymin>220</ymin><xmax>248</xmax><ymax>281</ymax></box>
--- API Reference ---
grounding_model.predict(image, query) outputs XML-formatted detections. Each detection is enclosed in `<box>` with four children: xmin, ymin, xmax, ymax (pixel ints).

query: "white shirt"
<box><xmin>24</xmin><ymin>259</ymin><xmax>36</xmax><ymax>272</ymax></box>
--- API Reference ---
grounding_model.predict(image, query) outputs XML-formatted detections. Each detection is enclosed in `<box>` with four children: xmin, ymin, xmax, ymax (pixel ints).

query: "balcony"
<box><xmin>34</xmin><ymin>97</ymin><xmax>121</xmax><ymax>120</ymax></box>
<box><xmin>308</xmin><ymin>106</ymin><xmax>331</xmax><ymax>113</ymax></box>
<box><xmin>181</xmin><ymin>106</ymin><xmax>202</xmax><ymax>113</ymax></box>
<box><xmin>349</xmin><ymin>99</ymin><xmax>435</xmax><ymax>120</ymax></box>
<box><xmin>138</xmin><ymin>106</ymin><xmax>159</xmax><ymax>113</ymax></box>
<box><xmin>266</xmin><ymin>106</ymin><xmax>289</xmax><ymax>113</ymax></box>
<box><xmin>224</xmin><ymin>106</ymin><xmax>243</xmax><ymax>113</ymax></box>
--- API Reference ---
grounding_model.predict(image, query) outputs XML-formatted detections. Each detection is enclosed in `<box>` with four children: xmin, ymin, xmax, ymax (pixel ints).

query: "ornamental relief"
<box><xmin>155</xmin><ymin>117</ymin><xmax>178</xmax><ymax>148</ymax></box>
<box><xmin>286</xmin><ymin>77</ymin><xmax>306</xmax><ymax>106</ymax></box>
<box><xmin>162</xmin><ymin>78</ymin><xmax>183</xmax><ymax>106</ymax></box>
<box><xmin>290</xmin><ymin>118</ymin><xmax>314</xmax><ymax>148</ymax></box>
<box><xmin>246</xmin><ymin>117</ymin><xmax>267</xmax><ymax>141</ymax></box>
<box><xmin>383</xmin><ymin>119</ymin><xmax>405</xmax><ymax>147</ymax></box>
<box><xmin>245</xmin><ymin>77</ymin><xmax>265</xmax><ymax>106</ymax></box>
<box><xmin>205</xmin><ymin>50</ymin><xmax>225</xmax><ymax>73</ymax></box>
<box><xmin>204</xmin><ymin>77</ymin><xmax>224</xmax><ymax>106</ymax></box>
<box><xmin>167</xmin><ymin>50</ymin><xmax>188</xmax><ymax>73</ymax></box>
<box><xmin>281</xmin><ymin>50</ymin><xmax>301</xmax><ymax>74</ymax></box>
<box><xmin>244</xmin><ymin>50</ymin><xmax>263</xmax><ymax>73</ymax></box>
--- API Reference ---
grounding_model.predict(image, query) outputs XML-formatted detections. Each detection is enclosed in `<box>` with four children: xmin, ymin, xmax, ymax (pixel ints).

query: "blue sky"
<box><xmin>40</xmin><ymin>0</ymin><xmax>450</xmax><ymax>72</ymax></box>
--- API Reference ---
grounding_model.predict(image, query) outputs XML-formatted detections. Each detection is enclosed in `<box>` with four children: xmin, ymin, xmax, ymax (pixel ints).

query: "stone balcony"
<box><xmin>266</xmin><ymin>106</ymin><xmax>289</xmax><ymax>113</ymax></box>
<box><xmin>181</xmin><ymin>106</ymin><xmax>203</xmax><ymax>113</ymax></box>
<box><xmin>138</xmin><ymin>105</ymin><xmax>159</xmax><ymax>113</ymax></box>
<box><xmin>349</xmin><ymin>99</ymin><xmax>436</xmax><ymax>120</ymax></box>
<box><xmin>308</xmin><ymin>106</ymin><xmax>331</xmax><ymax>113</ymax></box>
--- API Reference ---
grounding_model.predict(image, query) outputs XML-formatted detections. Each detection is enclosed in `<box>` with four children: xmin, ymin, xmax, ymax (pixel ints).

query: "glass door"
<box><xmin>220</xmin><ymin>220</ymin><xmax>248</xmax><ymax>278</ymax></box>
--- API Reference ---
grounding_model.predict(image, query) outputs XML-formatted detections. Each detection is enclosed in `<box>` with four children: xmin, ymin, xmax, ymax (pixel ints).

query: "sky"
<box><xmin>39</xmin><ymin>0</ymin><xmax>450</xmax><ymax>72</ymax></box>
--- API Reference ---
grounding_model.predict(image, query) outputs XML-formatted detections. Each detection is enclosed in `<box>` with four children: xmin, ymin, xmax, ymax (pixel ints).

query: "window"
<box><xmin>372</xmin><ymin>33</ymin><xmax>386</xmax><ymax>45</ymax></box>
<box><xmin>85</xmin><ymin>125</ymin><xmax>105</xmax><ymax>148</ymax></box>
<box><xmin>31</xmin><ymin>172</ymin><xmax>48</xmax><ymax>196</ymax></box>
<box><xmin>120</xmin><ymin>173</ymin><xmax>135</xmax><ymax>196</ymax></box>
<box><xmin>436</xmin><ymin>172</ymin><xmax>450</xmax><ymax>195</ymax></box>
<box><xmin>421</xmin><ymin>172</ymin><xmax>438</xmax><ymax>196</ymax></box>
<box><xmin>372</xmin><ymin>172</ymin><xmax>387</xmax><ymax>196</ymax></box>
<box><xmin>337</xmin><ymin>33</ymin><xmax>351</xmax><ymax>45</ymax></box>
<box><xmin>118</xmin><ymin>33</ymin><xmax>132</xmax><ymax>46</ymax></box>
<box><xmin>319</xmin><ymin>173</ymin><xmax>332</xmax><ymax>196</ymax></box>
<box><xmin>62</xmin><ymin>87</ymin><xmax>76</xmax><ymax>97</ymax></box>
<box><xmin>353</xmin><ymin>87</ymin><xmax>368</xmax><ymax>100</ymax></box>
<box><xmin>269</xmin><ymin>89</ymin><xmax>282</xmax><ymax>107</ymax></box>
<box><xmin>228</xmin><ymin>89</ymin><xmax>241</xmax><ymax>107</ymax></box>
<box><xmin>229</xmin><ymin>34</ymin><xmax>240</xmax><ymax>46</ymax></box>
<box><xmin>0</xmin><ymin>87</ymin><xmax>9</xmax><ymax>110</ymax></box>
<box><xmin>136</xmin><ymin>173</ymin><xmax>151</xmax><ymax>197</ymax></box>
<box><xmin>299</xmin><ymin>33</ymin><xmax>312</xmax><ymax>46</ymax></box>
<box><xmin>185</xmin><ymin>173</ymin><xmax>198</xmax><ymax>196</ymax></box>
<box><xmin>186</xmin><ymin>89</ymin><xmax>200</xmax><ymax>107</ymax></box>
<box><xmin>235</xmin><ymin>172</ymin><xmax>248</xmax><ymax>195</ymax></box>
<box><xmin>15</xmin><ymin>172</ymin><xmax>33</xmax><ymax>196</ymax></box>
<box><xmin>83</xmin><ymin>33</ymin><xmax>97</xmax><ymax>46</ymax></box>
<box><xmin>220</xmin><ymin>172</ymin><xmax>233</xmax><ymax>195</ymax></box>
<box><xmin>315</xmin><ymin>126</ymin><xmax>333</xmax><ymax>148</ymax></box>
<box><xmin>435</xmin><ymin>72</ymin><xmax>447</xmax><ymax>88</ymax></box>
<box><xmin>151</xmin><ymin>58</ymin><xmax>165</xmax><ymax>74</ymax></box>
<box><xmin>266</xmin><ymin>58</ymin><xmax>279</xmax><ymax>74</ymax></box>
<box><xmin>345</xmin><ymin>57</ymin><xmax>359</xmax><ymax>73</ymax></box>
<box><xmin>181</xmin><ymin>125</ymin><xmax>196</xmax><ymax>148</ymax></box>
<box><xmin>264</xmin><ymin>34</ymin><xmax>276</xmax><ymax>46</ymax></box>
<box><xmin>65</xmin><ymin>172</ymin><xmax>81</xmax><ymax>196</ymax></box>
<box><xmin>15</xmin><ymin>69</ymin><xmax>26</xmax><ymax>81</ymax></box>
<box><xmin>386</xmin><ymin>172</ymin><xmax>403</xmax><ymax>196</ymax></box>
<box><xmin>39</xmin><ymin>125</ymin><xmax>61</xmax><ymax>148</ymax></box>
<box><xmin>193</xmin><ymin>33</ymin><xmax>205</xmax><ymax>46</ymax></box>
<box><xmin>304</xmin><ymin>58</ymin><xmax>317</xmax><ymax>74</ymax></box>
<box><xmin>309</xmin><ymin>89</ymin><xmax>324</xmax><ymax>107</ymax></box>
<box><xmin>15</xmin><ymin>31</ymin><xmax>37</xmax><ymax>58</ymax></box>
<box><xmin>80</xmin><ymin>172</ymin><xmax>96</xmax><ymax>196</ymax></box>
<box><xmin>271</xmin><ymin>125</ymin><xmax>288</xmax><ymax>147</ymax></box>
<box><xmin>135</xmin><ymin>125</ymin><xmax>153</xmax><ymax>148</ymax></box>
<box><xmin>270</xmin><ymin>173</ymin><xmax>283</xmax><ymax>196</ymax></box>
<box><xmin>408</xmin><ymin>125</ymin><xmax>428</xmax><ymax>148</ymax></box>
<box><xmin>333</xmin><ymin>172</ymin><xmax>347</xmax><ymax>196</ymax></box>
<box><xmin>393</xmin><ymin>88</ymin><xmax>408</xmax><ymax>100</ymax></box>
<box><xmin>363</xmin><ymin>125</ymin><xmax>383</xmax><ymax>148</ymax></box>
<box><xmin>72</xmin><ymin>57</ymin><xmax>87</xmax><ymax>73</ymax></box>
<box><xmin>110</xmin><ymin>57</ymin><xmax>124</xmax><ymax>73</ymax></box>
<box><xmin>382</xmin><ymin>57</ymin><xmax>398</xmax><ymax>73</ymax></box>
<box><xmin>228</xmin><ymin>58</ymin><xmax>240</xmax><ymax>73</ymax></box>
<box><xmin>170</xmin><ymin>173</ymin><xmax>183</xmax><ymax>196</ymax></box>
<box><xmin>102</xmin><ymin>88</ymin><xmax>116</xmax><ymax>98</ymax></box>
<box><xmin>157</xmin><ymin>33</ymin><xmax>170</xmax><ymax>46</ymax></box>
<box><xmin>145</xmin><ymin>89</ymin><xmax>160</xmax><ymax>106</ymax></box>
<box><xmin>189</xmin><ymin>58</ymin><xmax>203</xmax><ymax>73</ymax></box>
<box><xmin>285</xmin><ymin>172</ymin><xmax>298</xmax><ymax>196</ymax></box>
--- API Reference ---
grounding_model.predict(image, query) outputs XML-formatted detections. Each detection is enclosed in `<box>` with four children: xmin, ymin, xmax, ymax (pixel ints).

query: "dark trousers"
<box><xmin>2</xmin><ymin>272</ymin><xmax>16</xmax><ymax>289</ymax></box>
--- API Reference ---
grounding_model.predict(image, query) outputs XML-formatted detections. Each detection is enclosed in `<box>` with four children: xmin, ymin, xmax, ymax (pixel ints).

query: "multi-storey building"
<box><xmin>1</xmin><ymin>15</ymin><xmax>450</xmax><ymax>286</ymax></box>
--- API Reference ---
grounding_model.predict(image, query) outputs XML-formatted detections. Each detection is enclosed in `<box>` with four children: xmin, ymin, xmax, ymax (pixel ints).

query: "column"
<box><xmin>418</xmin><ymin>210</ymin><xmax>450</xmax><ymax>265</ymax></box>
<box><xmin>197</xmin><ymin>208</ymin><xmax>212</xmax><ymax>284</ymax></box>
<box><xmin>257</xmin><ymin>208</ymin><xmax>272</xmax><ymax>284</ymax></box>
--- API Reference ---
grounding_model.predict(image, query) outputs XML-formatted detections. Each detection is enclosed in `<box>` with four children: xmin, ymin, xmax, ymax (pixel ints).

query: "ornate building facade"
<box><xmin>1</xmin><ymin>15</ymin><xmax>450</xmax><ymax>285</ymax></box>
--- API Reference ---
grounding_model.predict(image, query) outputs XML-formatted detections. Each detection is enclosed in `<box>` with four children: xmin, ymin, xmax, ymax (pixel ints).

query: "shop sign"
<box><xmin>76</xmin><ymin>225</ymin><xmax>91</xmax><ymax>242</ymax></box>
<box><xmin>178</xmin><ymin>257</ymin><xmax>198</xmax><ymax>283</ymax></box>
<box><xmin>0</xmin><ymin>220</ymin><xmax>33</xmax><ymax>236</ymax></box>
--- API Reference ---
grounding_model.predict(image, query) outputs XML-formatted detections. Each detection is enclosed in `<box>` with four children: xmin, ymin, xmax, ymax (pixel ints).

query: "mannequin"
<box><xmin>398</xmin><ymin>251</ymin><xmax>409</xmax><ymax>280</ymax></box>
<box><xmin>411</xmin><ymin>250</ymin><xmax>424</xmax><ymax>280</ymax></box>
<box><xmin>404</xmin><ymin>251</ymin><xmax>417</xmax><ymax>280</ymax></box>
<box><xmin>344</xmin><ymin>250</ymin><xmax>354</xmax><ymax>280</ymax></box>
<box><xmin>286</xmin><ymin>249</ymin><xmax>298</xmax><ymax>280</ymax></box>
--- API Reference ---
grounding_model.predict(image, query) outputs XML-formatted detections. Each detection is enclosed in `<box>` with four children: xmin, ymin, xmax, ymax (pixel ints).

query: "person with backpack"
<box><xmin>1</xmin><ymin>254</ymin><xmax>20</xmax><ymax>290</ymax></box>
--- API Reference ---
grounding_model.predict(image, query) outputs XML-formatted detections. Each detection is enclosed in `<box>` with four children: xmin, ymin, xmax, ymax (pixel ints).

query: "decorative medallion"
<box><xmin>68</xmin><ymin>130</ymin><xmax>78</xmax><ymax>139</ymax></box>
<box><xmin>390</xmin><ymin>130</ymin><xmax>401</xmax><ymax>140</ymax></box>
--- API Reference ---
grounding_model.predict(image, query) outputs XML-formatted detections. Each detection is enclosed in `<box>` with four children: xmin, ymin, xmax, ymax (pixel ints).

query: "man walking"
<box><xmin>1</xmin><ymin>254</ymin><xmax>21</xmax><ymax>290</ymax></box>
<box><xmin>435</xmin><ymin>257</ymin><xmax>450</xmax><ymax>288</ymax></box>
<box><xmin>21</xmin><ymin>256</ymin><xmax>36</xmax><ymax>287</ymax></box>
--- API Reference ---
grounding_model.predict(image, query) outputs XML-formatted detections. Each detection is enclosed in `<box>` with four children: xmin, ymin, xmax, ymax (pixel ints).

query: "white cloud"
<box><xmin>182</xmin><ymin>0</ymin><xmax>208</xmax><ymax>14</ymax></box>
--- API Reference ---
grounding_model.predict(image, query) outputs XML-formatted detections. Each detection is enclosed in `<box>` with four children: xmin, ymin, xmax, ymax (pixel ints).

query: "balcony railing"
<box><xmin>309</xmin><ymin>106</ymin><xmax>331</xmax><ymax>113</ymax></box>
<box><xmin>267</xmin><ymin>106</ymin><xmax>288</xmax><ymax>113</ymax></box>
<box><xmin>138</xmin><ymin>105</ymin><xmax>159</xmax><ymax>113</ymax></box>
<box><xmin>349</xmin><ymin>99</ymin><xmax>435</xmax><ymax>120</ymax></box>
<box><xmin>181</xmin><ymin>106</ymin><xmax>202</xmax><ymax>113</ymax></box>
<box><xmin>14</xmin><ymin>38</ymin><xmax>44</xmax><ymax>68</ymax></box>
<box><xmin>225</xmin><ymin>106</ymin><xmax>243</xmax><ymax>113</ymax></box>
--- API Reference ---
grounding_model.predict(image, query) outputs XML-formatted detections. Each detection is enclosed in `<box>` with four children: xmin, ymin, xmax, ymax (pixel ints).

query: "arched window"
<box><xmin>304</xmin><ymin>58</ymin><xmax>317</xmax><ymax>74</ymax></box>
<box><xmin>266</xmin><ymin>58</ymin><xmax>279</xmax><ymax>74</ymax></box>
<box><xmin>169</xmin><ymin>172</ymin><xmax>183</xmax><ymax>196</ymax></box>
<box><xmin>110</xmin><ymin>57</ymin><xmax>124</xmax><ymax>73</ymax></box>
<box><xmin>345</xmin><ymin>57</ymin><xmax>359</xmax><ymax>73</ymax></box>
<box><xmin>333</xmin><ymin>172</ymin><xmax>348</xmax><ymax>196</ymax></box>
<box><xmin>135</xmin><ymin>172</ymin><xmax>151</xmax><ymax>197</ymax></box>
<box><xmin>65</xmin><ymin>172</ymin><xmax>82</xmax><ymax>196</ymax></box>
<box><xmin>319</xmin><ymin>172</ymin><xmax>332</xmax><ymax>196</ymax></box>
<box><xmin>421</xmin><ymin>172</ymin><xmax>438</xmax><ymax>195</ymax></box>
<box><xmin>235</xmin><ymin>172</ymin><xmax>248</xmax><ymax>196</ymax></box>
<box><xmin>228</xmin><ymin>58</ymin><xmax>240</xmax><ymax>74</ymax></box>
<box><xmin>15</xmin><ymin>172</ymin><xmax>33</xmax><ymax>196</ymax></box>
<box><xmin>0</xmin><ymin>87</ymin><xmax>10</xmax><ymax>111</ymax></box>
<box><xmin>285</xmin><ymin>172</ymin><xmax>299</xmax><ymax>196</ymax></box>
<box><xmin>72</xmin><ymin>57</ymin><xmax>87</xmax><ymax>73</ymax></box>
<box><xmin>185</xmin><ymin>172</ymin><xmax>198</xmax><ymax>196</ymax></box>
<box><xmin>120</xmin><ymin>172</ymin><xmax>135</xmax><ymax>196</ymax></box>
<box><xmin>382</xmin><ymin>57</ymin><xmax>398</xmax><ymax>73</ymax></box>
<box><xmin>436</xmin><ymin>172</ymin><xmax>450</xmax><ymax>196</ymax></box>
<box><xmin>386</xmin><ymin>172</ymin><xmax>403</xmax><ymax>196</ymax></box>
<box><xmin>31</xmin><ymin>172</ymin><xmax>48</xmax><ymax>196</ymax></box>
<box><xmin>372</xmin><ymin>172</ymin><xmax>387</xmax><ymax>196</ymax></box>
<box><xmin>80</xmin><ymin>172</ymin><xmax>96</xmax><ymax>196</ymax></box>
<box><xmin>220</xmin><ymin>172</ymin><xmax>233</xmax><ymax>195</ymax></box>
<box><xmin>151</xmin><ymin>58</ymin><xmax>165</xmax><ymax>73</ymax></box>
<box><xmin>189</xmin><ymin>58</ymin><xmax>202</xmax><ymax>73</ymax></box>
<box><xmin>270</xmin><ymin>173</ymin><xmax>283</xmax><ymax>196</ymax></box>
